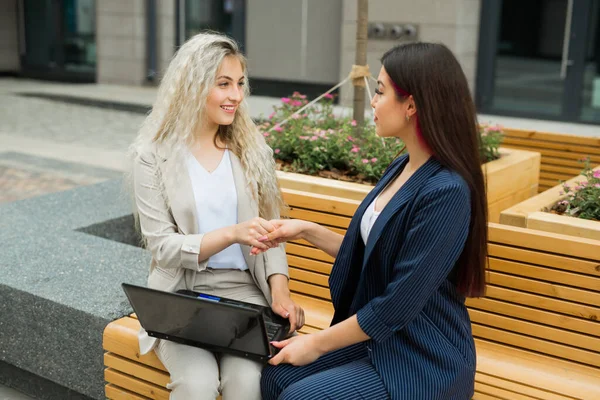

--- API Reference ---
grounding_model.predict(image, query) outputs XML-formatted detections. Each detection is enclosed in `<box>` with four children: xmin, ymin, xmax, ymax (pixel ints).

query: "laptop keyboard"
<box><xmin>265</xmin><ymin>322</ymin><xmax>281</xmax><ymax>340</ymax></box>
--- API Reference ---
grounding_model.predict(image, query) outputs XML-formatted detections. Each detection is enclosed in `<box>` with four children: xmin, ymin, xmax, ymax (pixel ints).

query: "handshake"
<box><xmin>233</xmin><ymin>217</ymin><xmax>309</xmax><ymax>256</ymax></box>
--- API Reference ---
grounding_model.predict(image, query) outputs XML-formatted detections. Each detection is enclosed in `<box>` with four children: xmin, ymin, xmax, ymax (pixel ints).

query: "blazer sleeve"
<box><xmin>133</xmin><ymin>150</ymin><xmax>209</xmax><ymax>272</ymax></box>
<box><xmin>356</xmin><ymin>182</ymin><xmax>471</xmax><ymax>342</ymax></box>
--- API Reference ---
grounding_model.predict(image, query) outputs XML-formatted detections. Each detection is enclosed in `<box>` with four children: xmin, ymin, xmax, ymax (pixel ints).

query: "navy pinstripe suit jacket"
<box><xmin>330</xmin><ymin>154</ymin><xmax>476</xmax><ymax>399</ymax></box>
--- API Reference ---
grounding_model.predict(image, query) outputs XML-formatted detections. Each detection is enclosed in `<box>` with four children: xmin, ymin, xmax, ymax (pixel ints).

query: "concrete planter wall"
<box><xmin>277</xmin><ymin>147</ymin><xmax>541</xmax><ymax>223</ymax></box>
<box><xmin>500</xmin><ymin>165</ymin><xmax>600</xmax><ymax>241</ymax></box>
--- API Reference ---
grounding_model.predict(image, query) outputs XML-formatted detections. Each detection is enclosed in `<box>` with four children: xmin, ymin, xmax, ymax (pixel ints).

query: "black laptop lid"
<box><xmin>122</xmin><ymin>283</ymin><xmax>269</xmax><ymax>355</ymax></box>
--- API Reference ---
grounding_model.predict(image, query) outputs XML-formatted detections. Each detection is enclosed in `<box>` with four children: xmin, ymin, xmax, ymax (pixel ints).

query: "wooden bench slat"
<box><xmin>501</xmin><ymin>137</ymin><xmax>600</xmax><ymax>156</ymax></box>
<box><xmin>288</xmin><ymin>208</ymin><xmax>351</xmax><ymax>229</ymax></box>
<box><xmin>489</xmin><ymin>258</ymin><xmax>600</xmax><ymax>292</ymax></box>
<box><xmin>287</xmin><ymin>254</ymin><xmax>332</xmax><ymax>275</ymax></box>
<box><xmin>469</xmin><ymin>309</ymin><xmax>600</xmax><ymax>353</ymax></box>
<box><xmin>290</xmin><ymin>293</ymin><xmax>333</xmax><ymax>330</ymax></box>
<box><xmin>539</xmin><ymin>155</ymin><xmax>589</xmax><ymax>168</ymax></box>
<box><xmin>105</xmin><ymin>353</ymin><xmax>170</xmax><ymax>388</ymax></box>
<box><xmin>103</xmin><ymin>317</ymin><xmax>166</xmax><ymax>371</ymax></box>
<box><xmin>472</xmin><ymin>393</ymin><xmax>503</xmax><ymax>400</ymax></box>
<box><xmin>105</xmin><ymin>368</ymin><xmax>170</xmax><ymax>400</ymax></box>
<box><xmin>540</xmin><ymin>164</ymin><xmax>582</xmax><ymax>176</ymax></box>
<box><xmin>290</xmin><ymin>280</ymin><xmax>331</xmax><ymax>300</ymax></box>
<box><xmin>473</xmin><ymin>382</ymin><xmax>540</xmax><ymax>400</ymax></box>
<box><xmin>540</xmin><ymin>171</ymin><xmax>576</xmax><ymax>182</ymax></box>
<box><xmin>539</xmin><ymin>179</ymin><xmax>559</xmax><ymax>189</ymax></box>
<box><xmin>472</xmin><ymin>324</ymin><xmax>600</xmax><ymax>367</ymax></box>
<box><xmin>282</xmin><ymin>188</ymin><xmax>359</xmax><ymax>217</ymax></box>
<box><xmin>297</xmin><ymin>325</ymin><xmax>322</xmax><ymax>335</ymax></box>
<box><xmin>466</xmin><ymin>297</ymin><xmax>600</xmax><ymax>337</ymax></box>
<box><xmin>489</xmin><ymin>223</ymin><xmax>600</xmax><ymax>261</ymax></box>
<box><xmin>503</xmin><ymin>129</ymin><xmax>600</xmax><ymax>147</ymax></box>
<box><xmin>484</xmin><ymin>285</ymin><xmax>600</xmax><ymax>322</ymax></box>
<box><xmin>475</xmin><ymin>340</ymin><xmax>600</xmax><ymax>399</ymax></box>
<box><xmin>489</xmin><ymin>244</ymin><xmax>600</xmax><ymax>277</ymax></box>
<box><xmin>488</xmin><ymin>271</ymin><xmax>600</xmax><ymax>307</ymax></box>
<box><xmin>289</xmin><ymin>267</ymin><xmax>329</xmax><ymax>288</ymax></box>
<box><xmin>106</xmin><ymin>384</ymin><xmax>152</xmax><ymax>400</ymax></box>
<box><xmin>286</xmin><ymin>243</ymin><xmax>335</xmax><ymax>263</ymax></box>
<box><xmin>501</xmin><ymin>145</ymin><xmax>600</xmax><ymax>163</ymax></box>
<box><xmin>474</xmin><ymin>373</ymin><xmax>573</xmax><ymax>400</ymax></box>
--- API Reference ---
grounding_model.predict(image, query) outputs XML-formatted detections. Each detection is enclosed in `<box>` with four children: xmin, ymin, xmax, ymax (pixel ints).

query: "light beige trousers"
<box><xmin>155</xmin><ymin>268</ymin><xmax>268</xmax><ymax>400</ymax></box>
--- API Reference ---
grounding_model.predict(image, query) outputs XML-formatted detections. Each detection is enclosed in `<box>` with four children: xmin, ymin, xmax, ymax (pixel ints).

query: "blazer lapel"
<box><xmin>157</xmin><ymin>147</ymin><xmax>198</xmax><ymax>235</ymax></box>
<box><xmin>363</xmin><ymin>157</ymin><xmax>441</xmax><ymax>265</ymax></box>
<box><xmin>229</xmin><ymin>151</ymin><xmax>257</xmax><ymax>271</ymax></box>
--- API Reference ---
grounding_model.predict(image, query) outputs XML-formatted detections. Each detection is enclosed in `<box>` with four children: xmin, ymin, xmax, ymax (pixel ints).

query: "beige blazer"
<box><xmin>133</xmin><ymin>144</ymin><xmax>289</xmax><ymax>355</ymax></box>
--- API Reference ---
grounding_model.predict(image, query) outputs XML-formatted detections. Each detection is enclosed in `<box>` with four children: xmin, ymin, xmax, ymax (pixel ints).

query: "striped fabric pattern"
<box><xmin>262</xmin><ymin>155</ymin><xmax>476</xmax><ymax>399</ymax></box>
<box><xmin>261</xmin><ymin>343</ymin><xmax>389</xmax><ymax>400</ymax></box>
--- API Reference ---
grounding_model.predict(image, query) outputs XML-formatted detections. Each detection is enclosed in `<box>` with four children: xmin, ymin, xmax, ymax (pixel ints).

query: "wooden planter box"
<box><xmin>500</xmin><ymin>165</ymin><xmax>600</xmax><ymax>240</ymax></box>
<box><xmin>277</xmin><ymin>147</ymin><xmax>541</xmax><ymax>223</ymax></box>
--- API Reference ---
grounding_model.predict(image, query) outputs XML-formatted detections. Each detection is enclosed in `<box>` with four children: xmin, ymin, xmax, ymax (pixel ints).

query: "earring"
<box><xmin>406</xmin><ymin>114</ymin><xmax>410</xmax><ymax>122</ymax></box>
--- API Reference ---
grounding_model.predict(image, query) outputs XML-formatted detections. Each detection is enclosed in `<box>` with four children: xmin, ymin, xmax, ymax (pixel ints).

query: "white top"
<box><xmin>186</xmin><ymin>149</ymin><xmax>248</xmax><ymax>270</ymax></box>
<box><xmin>360</xmin><ymin>195</ymin><xmax>382</xmax><ymax>245</ymax></box>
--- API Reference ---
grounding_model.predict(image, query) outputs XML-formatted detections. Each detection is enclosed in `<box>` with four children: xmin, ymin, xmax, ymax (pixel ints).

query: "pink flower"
<box><xmin>347</xmin><ymin>136</ymin><xmax>354</xmax><ymax>142</ymax></box>
<box><xmin>263</xmin><ymin>132</ymin><xmax>270</xmax><ymax>137</ymax></box>
<box><xmin>351</xmin><ymin>120</ymin><xmax>358</xmax><ymax>127</ymax></box>
<box><xmin>595</xmin><ymin>183</ymin><xmax>600</xmax><ymax>188</ymax></box>
<box><xmin>292</xmin><ymin>100</ymin><xmax>303</xmax><ymax>107</ymax></box>
<box><xmin>281</xmin><ymin>97</ymin><xmax>291</xmax><ymax>104</ymax></box>
<box><xmin>303</xmin><ymin>113</ymin><xmax>308</xmax><ymax>117</ymax></box>
<box><xmin>575</xmin><ymin>185</ymin><xmax>584</xmax><ymax>191</ymax></box>
<box><xmin>593</xmin><ymin>170</ymin><xmax>600</xmax><ymax>178</ymax></box>
<box><xmin>274</xmin><ymin>149</ymin><xmax>281</xmax><ymax>154</ymax></box>
<box><xmin>310</xmin><ymin>136</ymin><xmax>318</xmax><ymax>141</ymax></box>
<box><xmin>274</xmin><ymin>125</ymin><xmax>283</xmax><ymax>132</ymax></box>
<box><xmin>299</xmin><ymin>136</ymin><xmax>309</xmax><ymax>140</ymax></box>
<box><xmin>268</xmin><ymin>112</ymin><xmax>275</xmax><ymax>119</ymax></box>
<box><xmin>292</xmin><ymin>113</ymin><xmax>301</xmax><ymax>119</ymax></box>
<box><xmin>324</xmin><ymin>93</ymin><xmax>334</xmax><ymax>99</ymax></box>
<box><xmin>371</xmin><ymin>158</ymin><xmax>378</xmax><ymax>163</ymax></box>
<box><xmin>362</xmin><ymin>159</ymin><xmax>369</xmax><ymax>164</ymax></box>
<box><xmin>351</xmin><ymin>146</ymin><xmax>360</xmax><ymax>153</ymax></box>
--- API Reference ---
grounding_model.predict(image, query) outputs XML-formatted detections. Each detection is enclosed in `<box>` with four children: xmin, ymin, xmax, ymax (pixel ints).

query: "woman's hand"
<box><xmin>269</xmin><ymin>334</ymin><xmax>324</xmax><ymax>366</ymax></box>
<box><xmin>269</xmin><ymin>274</ymin><xmax>305</xmax><ymax>333</ymax></box>
<box><xmin>250</xmin><ymin>219</ymin><xmax>311</xmax><ymax>255</ymax></box>
<box><xmin>232</xmin><ymin>217</ymin><xmax>278</xmax><ymax>251</ymax></box>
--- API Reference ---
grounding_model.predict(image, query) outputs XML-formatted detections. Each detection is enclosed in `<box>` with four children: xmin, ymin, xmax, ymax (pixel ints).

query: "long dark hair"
<box><xmin>381</xmin><ymin>42</ymin><xmax>487</xmax><ymax>297</ymax></box>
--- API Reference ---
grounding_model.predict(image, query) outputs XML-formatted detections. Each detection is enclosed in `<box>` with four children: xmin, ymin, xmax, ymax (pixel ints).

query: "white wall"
<box><xmin>245</xmin><ymin>0</ymin><xmax>342</xmax><ymax>84</ymax></box>
<box><xmin>339</xmin><ymin>0</ymin><xmax>481</xmax><ymax>106</ymax></box>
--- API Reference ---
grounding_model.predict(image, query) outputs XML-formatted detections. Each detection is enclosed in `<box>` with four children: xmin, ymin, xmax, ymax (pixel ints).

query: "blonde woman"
<box><xmin>129</xmin><ymin>32</ymin><xmax>305</xmax><ymax>400</ymax></box>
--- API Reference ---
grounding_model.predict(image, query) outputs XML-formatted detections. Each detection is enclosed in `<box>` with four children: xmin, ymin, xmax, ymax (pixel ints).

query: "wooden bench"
<box><xmin>102</xmin><ymin>189</ymin><xmax>352</xmax><ymax>399</ymax></box>
<box><xmin>103</xmin><ymin>189</ymin><xmax>600</xmax><ymax>399</ymax></box>
<box><xmin>502</xmin><ymin>128</ymin><xmax>600</xmax><ymax>193</ymax></box>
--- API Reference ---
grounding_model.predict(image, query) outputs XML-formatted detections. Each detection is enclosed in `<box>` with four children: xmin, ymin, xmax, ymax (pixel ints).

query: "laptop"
<box><xmin>121</xmin><ymin>283</ymin><xmax>290</xmax><ymax>362</ymax></box>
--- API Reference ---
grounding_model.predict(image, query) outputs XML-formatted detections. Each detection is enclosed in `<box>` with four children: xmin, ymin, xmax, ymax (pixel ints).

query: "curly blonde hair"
<box><xmin>129</xmin><ymin>32</ymin><xmax>283</xmax><ymax>220</ymax></box>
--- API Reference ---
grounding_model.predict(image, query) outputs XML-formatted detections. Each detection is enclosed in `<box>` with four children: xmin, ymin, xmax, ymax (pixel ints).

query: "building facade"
<box><xmin>1</xmin><ymin>0</ymin><xmax>599</xmax><ymax>124</ymax></box>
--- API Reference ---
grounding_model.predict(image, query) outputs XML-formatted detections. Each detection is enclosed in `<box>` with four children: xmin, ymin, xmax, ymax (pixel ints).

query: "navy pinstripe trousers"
<box><xmin>261</xmin><ymin>343</ymin><xmax>390</xmax><ymax>400</ymax></box>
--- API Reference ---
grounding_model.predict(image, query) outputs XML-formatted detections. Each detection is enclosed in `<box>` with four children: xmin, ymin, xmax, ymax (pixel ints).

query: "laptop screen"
<box><xmin>124</xmin><ymin>284</ymin><xmax>268</xmax><ymax>355</ymax></box>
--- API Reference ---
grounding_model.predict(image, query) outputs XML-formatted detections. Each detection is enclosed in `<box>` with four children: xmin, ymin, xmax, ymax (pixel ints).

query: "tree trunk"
<box><xmin>353</xmin><ymin>0</ymin><xmax>368</xmax><ymax>129</ymax></box>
